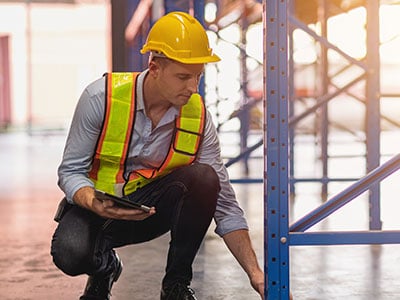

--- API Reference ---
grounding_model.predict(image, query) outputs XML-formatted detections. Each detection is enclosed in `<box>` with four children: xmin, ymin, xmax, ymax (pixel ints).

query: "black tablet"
<box><xmin>94</xmin><ymin>190</ymin><xmax>151</xmax><ymax>213</ymax></box>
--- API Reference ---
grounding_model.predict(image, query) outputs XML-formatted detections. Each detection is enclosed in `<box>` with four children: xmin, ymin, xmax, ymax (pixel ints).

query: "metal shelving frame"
<box><xmin>264</xmin><ymin>0</ymin><xmax>400</xmax><ymax>299</ymax></box>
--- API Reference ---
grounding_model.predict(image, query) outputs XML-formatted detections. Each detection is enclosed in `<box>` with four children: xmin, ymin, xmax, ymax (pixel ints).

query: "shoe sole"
<box><xmin>113</xmin><ymin>257</ymin><xmax>123</xmax><ymax>283</ymax></box>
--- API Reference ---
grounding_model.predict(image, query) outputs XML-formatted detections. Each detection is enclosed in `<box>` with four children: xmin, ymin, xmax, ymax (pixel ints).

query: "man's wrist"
<box><xmin>73</xmin><ymin>186</ymin><xmax>95</xmax><ymax>209</ymax></box>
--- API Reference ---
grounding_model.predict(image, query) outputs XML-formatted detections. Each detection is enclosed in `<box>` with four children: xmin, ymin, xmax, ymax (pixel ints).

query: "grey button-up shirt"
<box><xmin>58</xmin><ymin>70</ymin><xmax>248</xmax><ymax>237</ymax></box>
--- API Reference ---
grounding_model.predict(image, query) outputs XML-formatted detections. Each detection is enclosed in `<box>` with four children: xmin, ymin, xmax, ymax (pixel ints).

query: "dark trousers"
<box><xmin>51</xmin><ymin>163</ymin><xmax>220</xmax><ymax>288</ymax></box>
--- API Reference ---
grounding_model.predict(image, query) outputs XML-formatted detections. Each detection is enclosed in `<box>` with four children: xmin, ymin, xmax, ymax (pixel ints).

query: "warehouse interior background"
<box><xmin>1</xmin><ymin>0</ymin><xmax>400</xmax><ymax>299</ymax></box>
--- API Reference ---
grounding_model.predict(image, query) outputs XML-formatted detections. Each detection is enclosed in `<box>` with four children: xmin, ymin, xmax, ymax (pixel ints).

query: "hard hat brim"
<box><xmin>140</xmin><ymin>47</ymin><xmax>221</xmax><ymax>64</ymax></box>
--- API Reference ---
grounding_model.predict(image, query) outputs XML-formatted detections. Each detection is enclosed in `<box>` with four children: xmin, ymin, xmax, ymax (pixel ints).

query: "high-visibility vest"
<box><xmin>88</xmin><ymin>72</ymin><xmax>206</xmax><ymax>197</ymax></box>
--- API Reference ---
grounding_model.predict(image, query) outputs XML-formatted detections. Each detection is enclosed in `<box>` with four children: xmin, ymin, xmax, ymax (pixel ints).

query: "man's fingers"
<box><xmin>103</xmin><ymin>205</ymin><xmax>156</xmax><ymax>220</ymax></box>
<box><xmin>102</xmin><ymin>199</ymin><xmax>115</xmax><ymax>208</ymax></box>
<box><xmin>91</xmin><ymin>197</ymin><xmax>156</xmax><ymax>220</ymax></box>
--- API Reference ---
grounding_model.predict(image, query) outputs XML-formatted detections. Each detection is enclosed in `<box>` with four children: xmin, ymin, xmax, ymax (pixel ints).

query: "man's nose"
<box><xmin>187</xmin><ymin>77</ymin><xmax>199</xmax><ymax>93</ymax></box>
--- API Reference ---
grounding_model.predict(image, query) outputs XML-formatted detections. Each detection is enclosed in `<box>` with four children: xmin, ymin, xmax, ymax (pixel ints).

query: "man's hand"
<box><xmin>249</xmin><ymin>269</ymin><xmax>264</xmax><ymax>299</ymax></box>
<box><xmin>223</xmin><ymin>229</ymin><xmax>265</xmax><ymax>299</ymax></box>
<box><xmin>73</xmin><ymin>186</ymin><xmax>156</xmax><ymax>220</ymax></box>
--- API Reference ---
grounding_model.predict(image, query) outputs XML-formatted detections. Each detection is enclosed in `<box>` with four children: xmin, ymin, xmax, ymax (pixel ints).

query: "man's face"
<box><xmin>152</xmin><ymin>58</ymin><xmax>205</xmax><ymax>106</ymax></box>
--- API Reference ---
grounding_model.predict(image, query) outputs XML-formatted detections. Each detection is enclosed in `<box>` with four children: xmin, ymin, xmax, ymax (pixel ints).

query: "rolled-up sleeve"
<box><xmin>57</xmin><ymin>78</ymin><xmax>105</xmax><ymax>203</ymax></box>
<box><xmin>197</xmin><ymin>111</ymin><xmax>249</xmax><ymax>237</ymax></box>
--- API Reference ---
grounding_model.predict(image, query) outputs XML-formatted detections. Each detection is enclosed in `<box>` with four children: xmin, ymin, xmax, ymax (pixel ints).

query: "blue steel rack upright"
<box><xmin>264</xmin><ymin>0</ymin><xmax>290</xmax><ymax>298</ymax></box>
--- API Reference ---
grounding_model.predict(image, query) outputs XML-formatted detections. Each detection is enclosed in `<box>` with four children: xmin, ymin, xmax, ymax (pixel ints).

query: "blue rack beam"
<box><xmin>290</xmin><ymin>231</ymin><xmax>400</xmax><ymax>246</ymax></box>
<box><xmin>290</xmin><ymin>153</ymin><xmax>400</xmax><ymax>233</ymax></box>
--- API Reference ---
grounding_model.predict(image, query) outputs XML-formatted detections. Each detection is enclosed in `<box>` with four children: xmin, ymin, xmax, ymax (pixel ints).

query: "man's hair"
<box><xmin>148</xmin><ymin>51</ymin><xmax>174</xmax><ymax>68</ymax></box>
<box><xmin>152</xmin><ymin>56</ymin><xmax>172</xmax><ymax>68</ymax></box>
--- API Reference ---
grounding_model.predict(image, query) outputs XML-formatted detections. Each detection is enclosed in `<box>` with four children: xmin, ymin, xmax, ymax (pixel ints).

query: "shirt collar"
<box><xmin>136</xmin><ymin>70</ymin><xmax>147</xmax><ymax>111</ymax></box>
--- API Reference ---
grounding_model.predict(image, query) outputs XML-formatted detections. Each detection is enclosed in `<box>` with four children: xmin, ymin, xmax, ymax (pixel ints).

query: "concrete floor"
<box><xmin>1</xmin><ymin>131</ymin><xmax>400</xmax><ymax>299</ymax></box>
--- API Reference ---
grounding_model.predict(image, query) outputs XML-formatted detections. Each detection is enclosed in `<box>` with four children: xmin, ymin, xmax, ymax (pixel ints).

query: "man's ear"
<box><xmin>148</xmin><ymin>60</ymin><xmax>160</xmax><ymax>78</ymax></box>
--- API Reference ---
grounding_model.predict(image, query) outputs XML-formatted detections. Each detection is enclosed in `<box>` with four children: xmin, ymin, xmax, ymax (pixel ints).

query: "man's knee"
<box><xmin>51</xmin><ymin>225</ymin><xmax>91</xmax><ymax>276</ymax></box>
<box><xmin>186</xmin><ymin>163</ymin><xmax>220</xmax><ymax>195</ymax></box>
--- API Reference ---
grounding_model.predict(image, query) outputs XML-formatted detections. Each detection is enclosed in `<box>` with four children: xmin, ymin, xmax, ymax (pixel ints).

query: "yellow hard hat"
<box><xmin>140</xmin><ymin>11</ymin><xmax>220</xmax><ymax>64</ymax></box>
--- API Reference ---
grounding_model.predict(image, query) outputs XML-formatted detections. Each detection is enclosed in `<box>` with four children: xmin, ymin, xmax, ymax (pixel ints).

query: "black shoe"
<box><xmin>160</xmin><ymin>282</ymin><xmax>197</xmax><ymax>300</ymax></box>
<box><xmin>79</xmin><ymin>253</ymin><xmax>123</xmax><ymax>300</ymax></box>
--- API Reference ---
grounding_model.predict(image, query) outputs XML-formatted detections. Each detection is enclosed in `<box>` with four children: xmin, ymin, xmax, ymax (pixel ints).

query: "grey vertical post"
<box><xmin>318</xmin><ymin>0</ymin><xmax>329</xmax><ymax>200</ymax></box>
<box><xmin>366</xmin><ymin>0</ymin><xmax>382</xmax><ymax>230</ymax></box>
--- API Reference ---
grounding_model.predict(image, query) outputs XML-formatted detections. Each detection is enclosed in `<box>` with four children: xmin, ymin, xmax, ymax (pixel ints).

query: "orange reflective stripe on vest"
<box><xmin>88</xmin><ymin>72</ymin><xmax>206</xmax><ymax>197</ymax></box>
<box><xmin>89</xmin><ymin>72</ymin><xmax>138</xmax><ymax>195</ymax></box>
